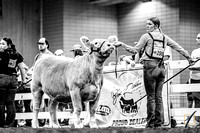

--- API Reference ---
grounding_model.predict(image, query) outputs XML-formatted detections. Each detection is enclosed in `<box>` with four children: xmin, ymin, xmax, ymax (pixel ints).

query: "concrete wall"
<box><xmin>43</xmin><ymin>0</ymin><xmax>64</xmax><ymax>53</ymax></box>
<box><xmin>42</xmin><ymin>0</ymin><xmax>118</xmax><ymax>64</ymax></box>
<box><xmin>0</xmin><ymin>0</ymin><xmax>40</xmax><ymax>67</ymax></box>
<box><xmin>63</xmin><ymin>0</ymin><xmax>118</xmax><ymax>64</ymax></box>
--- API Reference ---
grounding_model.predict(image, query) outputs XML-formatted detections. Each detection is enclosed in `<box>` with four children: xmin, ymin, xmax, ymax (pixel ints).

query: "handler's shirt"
<box><xmin>130</xmin><ymin>30</ymin><xmax>191</xmax><ymax>62</ymax></box>
<box><xmin>190</xmin><ymin>48</ymin><xmax>200</xmax><ymax>80</ymax></box>
<box><xmin>0</xmin><ymin>51</ymin><xmax>23</xmax><ymax>75</ymax></box>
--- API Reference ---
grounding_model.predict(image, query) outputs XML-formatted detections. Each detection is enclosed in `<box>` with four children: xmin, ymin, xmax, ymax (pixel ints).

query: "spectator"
<box><xmin>54</xmin><ymin>49</ymin><xmax>65</xmax><ymax>56</ymax></box>
<box><xmin>70</xmin><ymin>44</ymin><xmax>86</xmax><ymax>58</ymax></box>
<box><xmin>34</xmin><ymin>37</ymin><xmax>53</xmax><ymax>127</ymax></box>
<box><xmin>34</xmin><ymin>37</ymin><xmax>53</xmax><ymax>62</ymax></box>
<box><xmin>188</xmin><ymin>33</ymin><xmax>200</xmax><ymax>124</ymax></box>
<box><xmin>0</xmin><ymin>37</ymin><xmax>26</xmax><ymax>128</ymax></box>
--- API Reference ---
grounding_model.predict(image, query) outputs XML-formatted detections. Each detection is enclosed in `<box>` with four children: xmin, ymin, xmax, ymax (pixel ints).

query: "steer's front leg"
<box><xmin>70</xmin><ymin>88</ymin><xmax>83</xmax><ymax>128</ymax></box>
<box><xmin>88</xmin><ymin>92</ymin><xmax>101</xmax><ymax>128</ymax></box>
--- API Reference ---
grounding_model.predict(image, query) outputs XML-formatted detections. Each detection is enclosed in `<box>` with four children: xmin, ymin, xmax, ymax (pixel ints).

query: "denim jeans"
<box><xmin>143</xmin><ymin>60</ymin><xmax>165</xmax><ymax>128</ymax></box>
<box><xmin>190</xmin><ymin>79</ymin><xmax>200</xmax><ymax>122</ymax></box>
<box><xmin>0</xmin><ymin>74</ymin><xmax>18</xmax><ymax>127</ymax></box>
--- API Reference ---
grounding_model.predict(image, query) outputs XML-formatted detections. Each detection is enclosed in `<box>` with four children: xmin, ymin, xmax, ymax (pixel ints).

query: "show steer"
<box><xmin>31</xmin><ymin>36</ymin><xmax>115</xmax><ymax>128</ymax></box>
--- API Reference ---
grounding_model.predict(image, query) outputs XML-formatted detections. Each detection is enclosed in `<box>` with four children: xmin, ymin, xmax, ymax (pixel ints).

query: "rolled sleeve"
<box><xmin>165</xmin><ymin>35</ymin><xmax>191</xmax><ymax>59</ymax></box>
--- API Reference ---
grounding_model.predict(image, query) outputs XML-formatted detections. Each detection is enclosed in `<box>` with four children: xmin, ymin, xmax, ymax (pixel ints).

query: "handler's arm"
<box><xmin>18</xmin><ymin>62</ymin><xmax>26</xmax><ymax>83</ymax></box>
<box><xmin>118</xmin><ymin>34</ymin><xmax>148</xmax><ymax>55</ymax></box>
<box><xmin>166</xmin><ymin>35</ymin><xmax>191</xmax><ymax>59</ymax></box>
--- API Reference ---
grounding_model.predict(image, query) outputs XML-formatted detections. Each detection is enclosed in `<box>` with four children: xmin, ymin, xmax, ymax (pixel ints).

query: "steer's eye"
<box><xmin>95</xmin><ymin>42</ymin><xmax>98</xmax><ymax>45</ymax></box>
<box><xmin>107</xmin><ymin>44</ymin><xmax>111</xmax><ymax>47</ymax></box>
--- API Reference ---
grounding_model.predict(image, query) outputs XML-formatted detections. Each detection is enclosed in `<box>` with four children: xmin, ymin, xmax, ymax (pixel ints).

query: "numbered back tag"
<box><xmin>8</xmin><ymin>59</ymin><xmax>17</xmax><ymax>68</ymax></box>
<box><xmin>152</xmin><ymin>46</ymin><xmax>164</xmax><ymax>59</ymax></box>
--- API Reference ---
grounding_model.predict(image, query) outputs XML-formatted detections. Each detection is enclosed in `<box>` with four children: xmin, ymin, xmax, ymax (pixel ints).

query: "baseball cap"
<box><xmin>70</xmin><ymin>44</ymin><xmax>82</xmax><ymax>51</ymax></box>
<box><xmin>38</xmin><ymin>38</ymin><xmax>46</xmax><ymax>44</ymax></box>
<box><xmin>54</xmin><ymin>49</ymin><xmax>64</xmax><ymax>56</ymax></box>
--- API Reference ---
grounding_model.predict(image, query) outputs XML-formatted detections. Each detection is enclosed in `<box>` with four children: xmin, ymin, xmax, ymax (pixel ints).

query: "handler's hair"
<box><xmin>148</xmin><ymin>17</ymin><xmax>160</xmax><ymax>28</ymax></box>
<box><xmin>3</xmin><ymin>37</ymin><xmax>17</xmax><ymax>53</ymax></box>
<box><xmin>148</xmin><ymin>16</ymin><xmax>163</xmax><ymax>33</ymax></box>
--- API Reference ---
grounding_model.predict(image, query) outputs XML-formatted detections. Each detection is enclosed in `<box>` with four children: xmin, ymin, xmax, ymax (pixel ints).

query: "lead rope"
<box><xmin>134</xmin><ymin>58</ymin><xmax>200</xmax><ymax>105</ymax></box>
<box><xmin>115</xmin><ymin>47</ymin><xmax>118</xmax><ymax>78</ymax></box>
<box><xmin>17</xmin><ymin>78</ymin><xmax>32</xmax><ymax>92</ymax></box>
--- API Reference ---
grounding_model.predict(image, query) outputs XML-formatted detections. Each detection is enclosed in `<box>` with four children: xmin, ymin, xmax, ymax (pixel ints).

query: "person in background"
<box><xmin>34</xmin><ymin>37</ymin><xmax>53</xmax><ymax>127</ymax></box>
<box><xmin>34</xmin><ymin>37</ymin><xmax>53</xmax><ymax>62</ymax></box>
<box><xmin>0</xmin><ymin>37</ymin><xmax>26</xmax><ymax>128</ymax></box>
<box><xmin>188</xmin><ymin>33</ymin><xmax>200</xmax><ymax>125</ymax></box>
<box><xmin>114</xmin><ymin>17</ymin><xmax>193</xmax><ymax>128</ymax></box>
<box><xmin>118</xmin><ymin>55</ymin><xmax>136</xmax><ymax>68</ymax></box>
<box><xmin>54</xmin><ymin>49</ymin><xmax>65</xmax><ymax>56</ymax></box>
<box><xmin>70</xmin><ymin>44</ymin><xmax>86</xmax><ymax>58</ymax></box>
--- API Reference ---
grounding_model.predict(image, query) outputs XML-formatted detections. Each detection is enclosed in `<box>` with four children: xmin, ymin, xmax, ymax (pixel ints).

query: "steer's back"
<box><xmin>31</xmin><ymin>55</ymin><xmax>74</xmax><ymax>96</ymax></box>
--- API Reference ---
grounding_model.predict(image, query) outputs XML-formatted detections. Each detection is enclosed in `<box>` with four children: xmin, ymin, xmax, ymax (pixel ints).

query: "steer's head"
<box><xmin>80</xmin><ymin>36</ymin><xmax>116</xmax><ymax>58</ymax></box>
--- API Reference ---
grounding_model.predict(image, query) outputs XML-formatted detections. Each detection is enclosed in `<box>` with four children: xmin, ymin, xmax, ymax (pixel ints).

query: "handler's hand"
<box><xmin>188</xmin><ymin>58</ymin><xmax>196</xmax><ymax>66</ymax></box>
<box><xmin>113</xmin><ymin>41</ymin><xmax>124</xmax><ymax>47</ymax></box>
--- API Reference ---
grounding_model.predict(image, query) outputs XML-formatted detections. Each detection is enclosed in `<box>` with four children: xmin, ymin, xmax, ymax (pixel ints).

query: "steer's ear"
<box><xmin>80</xmin><ymin>36</ymin><xmax>90</xmax><ymax>48</ymax></box>
<box><xmin>108</xmin><ymin>35</ymin><xmax>118</xmax><ymax>43</ymax></box>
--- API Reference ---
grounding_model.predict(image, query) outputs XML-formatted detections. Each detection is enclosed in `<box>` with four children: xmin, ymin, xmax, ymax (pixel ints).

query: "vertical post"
<box><xmin>40</xmin><ymin>0</ymin><xmax>43</xmax><ymax>38</ymax></box>
<box><xmin>166</xmin><ymin>62</ymin><xmax>172</xmax><ymax>127</ymax></box>
<box><xmin>0</xmin><ymin>0</ymin><xmax>2</xmax><ymax>16</ymax></box>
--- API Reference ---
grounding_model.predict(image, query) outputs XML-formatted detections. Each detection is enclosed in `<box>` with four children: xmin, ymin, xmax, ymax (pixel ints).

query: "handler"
<box><xmin>0</xmin><ymin>37</ymin><xmax>26</xmax><ymax>128</ymax></box>
<box><xmin>114</xmin><ymin>17</ymin><xmax>194</xmax><ymax>128</ymax></box>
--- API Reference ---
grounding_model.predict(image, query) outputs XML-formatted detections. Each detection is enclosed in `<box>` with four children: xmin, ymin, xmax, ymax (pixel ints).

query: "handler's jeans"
<box><xmin>143</xmin><ymin>60</ymin><xmax>165</xmax><ymax>128</ymax></box>
<box><xmin>0</xmin><ymin>74</ymin><xmax>18</xmax><ymax>127</ymax></box>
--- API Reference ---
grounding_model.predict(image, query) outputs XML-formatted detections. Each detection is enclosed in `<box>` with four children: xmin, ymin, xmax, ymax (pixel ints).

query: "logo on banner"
<box><xmin>111</xmin><ymin>71</ymin><xmax>143</xmax><ymax>117</ymax></box>
<box><xmin>96</xmin><ymin>105</ymin><xmax>111</xmax><ymax>116</ymax></box>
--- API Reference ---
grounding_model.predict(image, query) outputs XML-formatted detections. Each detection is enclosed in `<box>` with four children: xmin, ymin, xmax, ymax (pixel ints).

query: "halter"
<box><xmin>89</xmin><ymin>40</ymin><xmax>106</xmax><ymax>55</ymax></box>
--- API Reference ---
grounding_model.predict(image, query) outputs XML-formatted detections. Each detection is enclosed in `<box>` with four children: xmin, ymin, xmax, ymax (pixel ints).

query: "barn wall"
<box><xmin>63</xmin><ymin>0</ymin><xmax>118</xmax><ymax>64</ymax></box>
<box><xmin>0</xmin><ymin>0</ymin><xmax>40</xmax><ymax>67</ymax></box>
<box><xmin>43</xmin><ymin>0</ymin><xmax>64</xmax><ymax>54</ymax></box>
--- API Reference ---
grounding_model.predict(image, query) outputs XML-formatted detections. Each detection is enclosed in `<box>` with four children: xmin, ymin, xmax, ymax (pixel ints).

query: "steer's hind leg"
<box><xmin>32</xmin><ymin>89</ymin><xmax>44</xmax><ymax>128</ymax></box>
<box><xmin>70</xmin><ymin>88</ymin><xmax>83</xmax><ymax>128</ymax></box>
<box><xmin>49</xmin><ymin>99</ymin><xmax>60</xmax><ymax>128</ymax></box>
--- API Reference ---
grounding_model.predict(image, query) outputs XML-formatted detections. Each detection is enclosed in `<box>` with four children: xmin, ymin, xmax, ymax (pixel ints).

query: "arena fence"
<box><xmin>14</xmin><ymin>93</ymin><xmax>88</xmax><ymax>120</ymax></box>
<box><xmin>14</xmin><ymin>60</ymin><xmax>200</xmax><ymax>127</ymax></box>
<box><xmin>167</xmin><ymin>59</ymin><xmax>200</xmax><ymax>126</ymax></box>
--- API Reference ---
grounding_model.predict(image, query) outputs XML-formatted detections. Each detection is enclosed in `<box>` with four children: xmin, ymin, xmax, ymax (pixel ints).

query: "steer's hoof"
<box><xmin>74</xmin><ymin>123</ymin><xmax>84</xmax><ymax>128</ymax></box>
<box><xmin>90</xmin><ymin>123</ymin><xmax>99</xmax><ymax>128</ymax></box>
<box><xmin>52</xmin><ymin>124</ymin><xmax>61</xmax><ymax>128</ymax></box>
<box><xmin>31</xmin><ymin>120</ymin><xmax>39</xmax><ymax>128</ymax></box>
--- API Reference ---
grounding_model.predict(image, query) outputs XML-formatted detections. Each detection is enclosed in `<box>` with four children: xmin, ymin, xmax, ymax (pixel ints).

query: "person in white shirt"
<box><xmin>188</xmin><ymin>33</ymin><xmax>200</xmax><ymax>124</ymax></box>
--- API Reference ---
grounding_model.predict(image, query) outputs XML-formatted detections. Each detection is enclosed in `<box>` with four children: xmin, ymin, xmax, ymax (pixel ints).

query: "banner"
<box><xmin>95</xmin><ymin>64</ymin><xmax>170</xmax><ymax>128</ymax></box>
<box><xmin>95</xmin><ymin>64</ymin><xmax>147</xmax><ymax>127</ymax></box>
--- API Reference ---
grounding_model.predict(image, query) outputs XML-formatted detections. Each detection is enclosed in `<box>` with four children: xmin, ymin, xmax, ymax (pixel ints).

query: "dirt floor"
<box><xmin>0</xmin><ymin>127</ymin><xmax>200</xmax><ymax>133</ymax></box>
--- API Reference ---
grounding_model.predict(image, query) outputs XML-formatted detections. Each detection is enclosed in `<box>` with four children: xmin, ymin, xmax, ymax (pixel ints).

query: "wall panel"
<box><xmin>63</xmin><ymin>0</ymin><xmax>118</xmax><ymax>64</ymax></box>
<box><xmin>0</xmin><ymin>0</ymin><xmax>40</xmax><ymax>66</ymax></box>
<box><xmin>43</xmin><ymin>0</ymin><xmax>63</xmax><ymax>54</ymax></box>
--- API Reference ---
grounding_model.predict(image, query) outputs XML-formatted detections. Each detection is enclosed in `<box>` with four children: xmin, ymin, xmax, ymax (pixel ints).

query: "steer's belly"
<box><xmin>81</xmin><ymin>84</ymin><xmax>100</xmax><ymax>101</ymax></box>
<box><xmin>49</xmin><ymin>94</ymin><xmax>72</xmax><ymax>103</ymax></box>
